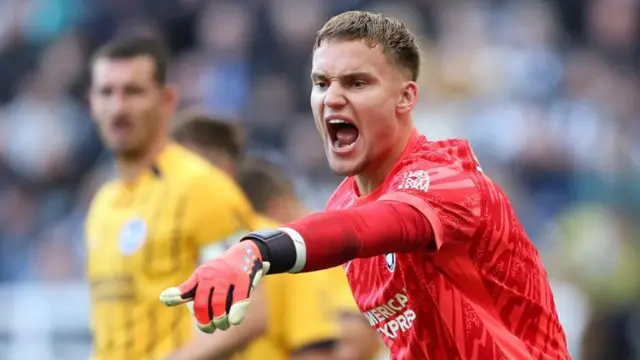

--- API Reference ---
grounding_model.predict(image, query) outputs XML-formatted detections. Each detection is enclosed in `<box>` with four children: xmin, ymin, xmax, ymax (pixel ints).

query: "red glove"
<box><xmin>159</xmin><ymin>241</ymin><xmax>270</xmax><ymax>333</ymax></box>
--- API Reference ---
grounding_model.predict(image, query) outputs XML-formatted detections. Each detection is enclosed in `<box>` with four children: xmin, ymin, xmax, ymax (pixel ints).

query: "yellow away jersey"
<box><xmin>322</xmin><ymin>265</ymin><xmax>360</xmax><ymax>316</ymax></box>
<box><xmin>85</xmin><ymin>144</ymin><xmax>258</xmax><ymax>360</ymax></box>
<box><xmin>234</xmin><ymin>216</ymin><xmax>340</xmax><ymax>360</ymax></box>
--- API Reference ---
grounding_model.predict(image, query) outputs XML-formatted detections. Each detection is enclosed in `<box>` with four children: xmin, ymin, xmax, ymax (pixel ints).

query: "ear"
<box><xmin>397</xmin><ymin>81</ymin><xmax>419</xmax><ymax>115</ymax></box>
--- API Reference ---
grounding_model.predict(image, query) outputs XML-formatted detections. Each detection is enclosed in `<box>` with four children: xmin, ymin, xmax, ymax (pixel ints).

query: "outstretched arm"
<box><xmin>246</xmin><ymin>199</ymin><xmax>434</xmax><ymax>274</ymax></box>
<box><xmin>159</xmin><ymin>199</ymin><xmax>434</xmax><ymax>333</ymax></box>
<box><xmin>159</xmin><ymin>200</ymin><xmax>434</xmax><ymax>332</ymax></box>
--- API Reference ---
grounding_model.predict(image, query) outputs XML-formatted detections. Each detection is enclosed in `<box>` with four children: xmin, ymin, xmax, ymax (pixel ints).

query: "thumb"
<box><xmin>228</xmin><ymin>262</ymin><xmax>269</xmax><ymax>325</ymax></box>
<box><xmin>159</xmin><ymin>274</ymin><xmax>198</xmax><ymax>306</ymax></box>
<box><xmin>228</xmin><ymin>300</ymin><xmax>250</xmax><ymax>326</ymax></box>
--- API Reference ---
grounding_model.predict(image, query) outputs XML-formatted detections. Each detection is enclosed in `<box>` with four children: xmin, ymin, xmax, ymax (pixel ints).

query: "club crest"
<box><xmin>119</xmin><ymin>217</ymin><xmax>147</xmax><ymax>255</ymax></box>
<box><xmin>385</xmin><ymin>253</ymin><xmax>396</xmax><ymax>272</ymax></box>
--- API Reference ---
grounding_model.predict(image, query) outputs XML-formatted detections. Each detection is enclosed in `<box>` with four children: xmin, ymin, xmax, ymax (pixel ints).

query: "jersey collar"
<box><xmin>115</xmin><ymin>143</ymin><xmax>178</xmax><ymax>189</ymax></box>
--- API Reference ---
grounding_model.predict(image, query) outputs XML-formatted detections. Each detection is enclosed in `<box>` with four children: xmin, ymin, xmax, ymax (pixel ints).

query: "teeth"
<box><xmin>328</xmin><ymin>119</ymin><xmax>348</xmax><ymax>125</ymax></box>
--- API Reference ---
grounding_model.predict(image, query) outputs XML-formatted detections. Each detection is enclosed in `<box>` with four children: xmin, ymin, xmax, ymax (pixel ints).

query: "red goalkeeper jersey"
<box><xmin>326</xmin><ymin>131</ymin><xmax>570</xmax><ymax>360</ymax></box>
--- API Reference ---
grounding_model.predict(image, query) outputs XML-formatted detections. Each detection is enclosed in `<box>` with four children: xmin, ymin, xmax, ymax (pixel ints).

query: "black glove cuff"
<box><xmin>240</xmin><ymin>229</ymin><xmax>297</xmax><ymax>274</ymax></box>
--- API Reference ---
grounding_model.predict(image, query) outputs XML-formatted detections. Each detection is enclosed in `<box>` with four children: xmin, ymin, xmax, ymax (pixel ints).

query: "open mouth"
<box><xmin>327</xmin><ymin>119</ymin><xmax>360</xmax><ymax>151</ymax></box>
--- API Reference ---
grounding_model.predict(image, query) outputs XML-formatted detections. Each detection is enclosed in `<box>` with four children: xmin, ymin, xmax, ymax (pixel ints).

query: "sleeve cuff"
<box><xmin>278</xmin><ymin>226</ymin><xmax>307</xmax><ymax>273</ymax></box>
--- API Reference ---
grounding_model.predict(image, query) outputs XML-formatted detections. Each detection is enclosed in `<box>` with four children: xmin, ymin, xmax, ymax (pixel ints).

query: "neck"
<box><xmin>116</xmin><ymin>136</ymin><xmax>168</xmax><ymax>182</ymax></box>
<box><xmin>355</xmin><ymin>125</ymin><xmax>415</xmax><ymax>196</ymax></box>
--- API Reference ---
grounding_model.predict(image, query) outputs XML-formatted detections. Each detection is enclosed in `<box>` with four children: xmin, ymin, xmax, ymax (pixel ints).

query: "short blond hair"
<box><xmin>314</xmin><ymin>11</ymin><xmax>421</xmax><ymax>80</ymax></box>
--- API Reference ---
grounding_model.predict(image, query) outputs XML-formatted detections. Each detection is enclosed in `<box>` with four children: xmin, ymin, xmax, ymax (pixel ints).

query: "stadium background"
<box><xmin>0</xmin><ymin>0</ymin><xmax>638</xmax><ymax>359</ymax></box>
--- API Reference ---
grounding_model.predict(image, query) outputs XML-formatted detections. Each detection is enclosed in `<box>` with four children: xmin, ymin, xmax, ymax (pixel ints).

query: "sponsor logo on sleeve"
<box><xmin>397</xmin><ymin>170</ymin><xmax>430</xmax><ymax>192</ymax></box>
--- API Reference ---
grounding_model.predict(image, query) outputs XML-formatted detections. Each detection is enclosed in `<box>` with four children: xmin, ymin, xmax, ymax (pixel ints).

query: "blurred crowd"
<box><xmin>0</xmin><ymin>0</ymin><xmax>638</xmax><ymax>359</ymax></box>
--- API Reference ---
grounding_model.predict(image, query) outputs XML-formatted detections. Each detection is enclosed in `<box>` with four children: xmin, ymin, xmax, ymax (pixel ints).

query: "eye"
<box><xmin>98</xmin><ymin>87</ymin><xmax>113</xmax><ymax>97</ymax></box>
<box><xmin>314</xmin><ymin>81</ymin><xmax>327</xmax><ymax>89</ymax></box>
<box><xmin>124</xmin><ymin>85</ymin><xmax>145</xmax><ymax>96</ymax></box>
<box><xmin>352</xmin><ymin>80</ymin><xmax>366</xmax><ymax>88</ymax></box>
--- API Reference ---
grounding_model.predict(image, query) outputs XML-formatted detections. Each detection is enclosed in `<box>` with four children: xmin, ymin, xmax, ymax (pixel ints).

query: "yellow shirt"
<box><xmin>85</xmin><ymin>144</ymin><xmax>258</xmax><ymax>360</ymax></box>
<box><xmin>320</xmin><ymin>263</ymin><xmax>360</xmax><ymax>316</ymax></box>
<box><xmin>234</xmin><ymin>216</ymin><xmax>344</xmax><ymax>360</ymax></box>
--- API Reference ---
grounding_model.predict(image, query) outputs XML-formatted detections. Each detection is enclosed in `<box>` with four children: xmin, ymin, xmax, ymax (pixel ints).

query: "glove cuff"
<box><xmin>240</xmin><ymin>229</ymin><xmax>299</xmax><ymax>274</ymax></box>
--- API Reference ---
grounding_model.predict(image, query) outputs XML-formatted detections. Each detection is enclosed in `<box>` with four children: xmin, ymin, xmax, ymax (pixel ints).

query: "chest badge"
<box><xmin>385</xmin><ymin>253</ymin><xmax>396</xmax><ymax>272</ymax></box>
<box><xmin>119</xmin><ymin>217</ymin><xmax>147</xmax><ymax>255</ymax></box>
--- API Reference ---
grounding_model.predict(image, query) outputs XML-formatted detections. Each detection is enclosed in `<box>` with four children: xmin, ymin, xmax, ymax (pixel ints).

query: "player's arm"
<box><xmin>253</xmin><ymin>199</ymin><xmax>434</xmax><ymax>273</ymax></box>
<box><xmin>243</xmin><ymin>163</ymin><xmax>479</xmax><ymax>274</ymax></box>
<box><xmin>160</xmin><ymin>200</ymin><xmax>434</xmax><ymax>333</ymax></box>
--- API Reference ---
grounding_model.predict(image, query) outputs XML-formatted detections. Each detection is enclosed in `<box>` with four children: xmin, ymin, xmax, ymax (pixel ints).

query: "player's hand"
<box><xmin>159</xmin><ymin>241</ymin><xmax>270</xmax><ymax>334</ymax></box>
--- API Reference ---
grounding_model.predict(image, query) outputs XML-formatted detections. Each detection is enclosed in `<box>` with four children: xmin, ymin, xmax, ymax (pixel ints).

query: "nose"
<box><xmin>323</xmin><ymin>83</ymin><xmax>347</xmax><ymax>109</ymax></box>
<box><xmin>110</xmin><ymin>93</ymin><xmax>129</xmax><ymax>114</ymax></box>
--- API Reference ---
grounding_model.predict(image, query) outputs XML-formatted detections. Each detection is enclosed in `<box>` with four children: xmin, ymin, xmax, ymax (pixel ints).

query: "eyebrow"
<box><xmin>310</xmin><ymin>72</ymin><xmax>326</xmax><ymax>81</ymax></box>
<box><xmin>310</xmin><ymin>71</ymin><xmax>374</xmax><ymax>80</ymax></box>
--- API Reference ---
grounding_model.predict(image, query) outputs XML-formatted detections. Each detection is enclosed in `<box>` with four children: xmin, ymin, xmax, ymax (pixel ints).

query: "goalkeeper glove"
<box><xmin>159</xmin><ymin>241</ymin><xmax>270</xmax><ymax>334</ymax></box>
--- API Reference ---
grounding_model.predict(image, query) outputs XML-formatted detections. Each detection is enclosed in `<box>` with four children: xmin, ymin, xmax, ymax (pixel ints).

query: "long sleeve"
<box><xmin>284</xmin><ymin>200</ymin><xmax>434</xmax><ymax>272</ymax></box>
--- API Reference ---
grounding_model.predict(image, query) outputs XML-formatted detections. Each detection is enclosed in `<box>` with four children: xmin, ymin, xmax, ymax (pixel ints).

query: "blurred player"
<box><xmin>85</xmin><ymin>37</ymin><xmax>261</xmax><ymax>360</ymax></box>
<box><xmin>174</xmin><ymin>114</ymin><xmax>378</xmax><ymax>360</ymax></box>
<box><xmin>162</xmin><ymin>11</ymin><xmax>570</xmax><ymax>360</ymax></box>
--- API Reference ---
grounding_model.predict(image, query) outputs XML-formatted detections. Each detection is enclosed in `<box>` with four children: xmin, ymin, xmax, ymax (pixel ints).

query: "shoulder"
<box><xmin>87</xmin><ymin>181</ymin><xmax>118</xmax><ymax>211</ymax></box>
<box><xmin>85</xmin><ymin>182</ymin><xmax>118</xmax><ymax>229</ymax></box>
<box><xmin>378</xmin><ymin>138</ymin><xmax>489</xmax><ymax>245</ymax></box>
<box><xmin>168</xmin><ymin>146</ymin><xmax>244</xmax><ymax>198</ymax></box>
<box><xmin>385</xmin><ymin>138</ymin><xmax>485</xmax><ymax>195</ymax></box>
<box><xmin>165</xmin><ymin>145</ymin><xmax>222</xmax><ymax>183</ymax></box>
<box><xmin>402</xmin><ymin>138</ymin><xmax>482</xmax><ymax>175</ymax></box>
<box><xmin>187</xmin><ymin>165</ymin><xmax>239</xmax><ymax>195</ymax></box>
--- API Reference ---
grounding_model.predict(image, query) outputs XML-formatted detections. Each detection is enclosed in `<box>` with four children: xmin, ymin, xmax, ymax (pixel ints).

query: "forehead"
<box><xmin>311</xmin><ymin>40</ymin><xmax>394</xmax><ymax>76</ymax></box>
<box><xmin>92</xmin><ymin>56</ymin><xmax>156</xmax><ymax>85</ymax></box>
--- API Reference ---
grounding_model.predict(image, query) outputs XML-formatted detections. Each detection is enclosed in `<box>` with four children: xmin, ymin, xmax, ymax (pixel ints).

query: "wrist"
<box><xmin>240</xmin><ymin>228</ymin><xmax>306</xmax><ymax>274</ymax></box>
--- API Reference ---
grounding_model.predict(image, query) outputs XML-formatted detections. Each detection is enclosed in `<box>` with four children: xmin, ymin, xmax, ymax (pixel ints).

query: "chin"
<box><xmin>111</xmin><ymin>145</ymin><xmax>145</xmax><ymax>160</ymax></box>
<box><xmin>327</xmin><ymin>157</ymin><xmax>365</xmax><ymax>177</ymax></box>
